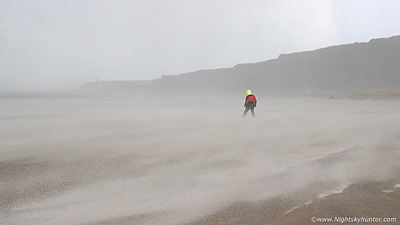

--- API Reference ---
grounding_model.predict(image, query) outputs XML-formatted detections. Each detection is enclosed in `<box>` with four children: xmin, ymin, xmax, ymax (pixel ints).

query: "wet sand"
<box><xmin>1</xmin><ymin>95</ymin><xmax>400</xmax><ymax>225</ymax></box>
<box><xmin>189</xmin><ymin>179</ymin><xmax>400</xmax><ymax>225</ymax></box>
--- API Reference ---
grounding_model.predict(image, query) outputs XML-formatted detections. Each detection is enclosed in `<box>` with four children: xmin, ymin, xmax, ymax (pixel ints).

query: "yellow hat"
<box><xmin>246</xmin><ymin>89</ymin><xmax>252</xmax><ymax>95</ymax></box>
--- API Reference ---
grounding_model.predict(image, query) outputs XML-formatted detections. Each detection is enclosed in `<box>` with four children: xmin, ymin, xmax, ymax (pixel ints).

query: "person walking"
<box><xmin>243</xmin><ymin>89</ymin><xmax>257</xmax><ymax>117</ymax></box>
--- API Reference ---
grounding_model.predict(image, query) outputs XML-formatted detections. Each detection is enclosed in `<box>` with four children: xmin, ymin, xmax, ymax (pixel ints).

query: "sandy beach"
<box><xmin>1</xmin><ymin>94</ymin><xmax>399</xmax><ymax>225</ymax></box>
<box><xmin>189</xmin><ymin>179</ymin><xmax>400</xmax><ymax>225</ymax></box>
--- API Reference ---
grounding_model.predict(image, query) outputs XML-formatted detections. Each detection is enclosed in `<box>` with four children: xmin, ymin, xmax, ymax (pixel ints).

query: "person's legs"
<box><xmin>243</xmin><ymin>107</ymin><xmax>250</xmax><ymax>117</ymax></box>
<box><xmin>251</xmin><ymin>106</ymin><xmax>255</xmax><ymax>117</ymax></box>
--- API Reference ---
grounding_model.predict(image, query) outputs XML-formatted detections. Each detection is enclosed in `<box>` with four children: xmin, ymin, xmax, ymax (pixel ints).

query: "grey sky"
<box><xmin>1</xmin><ymin>0</ymin><xmax>400</xmax><ymax>91</ymax></box>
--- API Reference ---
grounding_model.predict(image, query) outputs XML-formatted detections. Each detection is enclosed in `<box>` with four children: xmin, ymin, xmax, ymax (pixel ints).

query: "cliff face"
<box><xmin>80</xmin><ymin>36</ymin><xmax>400</xmax><ymax>94</ymax></box>
<box><xmin>154</xmin><ymin>36</ymin><xmax>400</xmax><ymax>94</ymax></box>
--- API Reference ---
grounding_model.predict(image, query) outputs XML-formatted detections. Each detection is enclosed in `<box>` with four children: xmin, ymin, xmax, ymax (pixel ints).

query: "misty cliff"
<box><xmin>80</xmin><ymin>35</ymin><xmax>400</xmax><ymax>94</ymax></box>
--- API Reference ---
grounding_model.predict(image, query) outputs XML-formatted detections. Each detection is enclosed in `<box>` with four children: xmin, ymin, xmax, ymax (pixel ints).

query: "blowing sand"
<box><xmin>1</xmin><ymin>94</ymin><xmax>399</xmax><ymax>225</ymax></box>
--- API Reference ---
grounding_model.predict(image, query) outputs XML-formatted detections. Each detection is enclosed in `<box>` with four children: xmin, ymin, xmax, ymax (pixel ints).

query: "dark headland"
<box><xmin>78</xmin><ymin>35</ymin><xmax>400</xmax><ymax>98</ymax></box>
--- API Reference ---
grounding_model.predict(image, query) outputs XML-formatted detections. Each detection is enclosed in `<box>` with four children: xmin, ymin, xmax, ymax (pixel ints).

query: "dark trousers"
<box><xmin>243</xmin><ymin>102</ymin><xmax>256</xmax><ymax>117</ymax></box>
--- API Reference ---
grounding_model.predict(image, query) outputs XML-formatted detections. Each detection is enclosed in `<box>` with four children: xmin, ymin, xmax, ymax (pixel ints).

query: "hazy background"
<box><xmin>1</xmin><ymin>0</ymin><xmax>400</xmax><ymax>91</ymax></box>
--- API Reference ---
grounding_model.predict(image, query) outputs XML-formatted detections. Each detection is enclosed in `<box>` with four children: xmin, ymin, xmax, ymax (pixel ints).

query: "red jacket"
<box><xmin>244</xmin><ymin>94</ymin><xmax>257</xmax><ymax>107</ymax></box>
